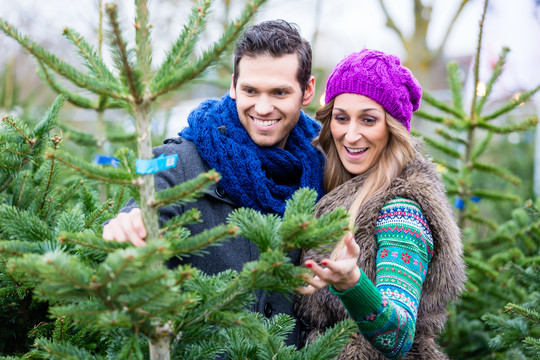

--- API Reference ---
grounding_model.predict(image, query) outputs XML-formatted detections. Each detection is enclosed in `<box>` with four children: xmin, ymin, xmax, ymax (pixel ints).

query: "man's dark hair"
<box><xmin>233</xmin><ymin>19</ymin><xmax>312</xmax><ymax>93</ymax></box>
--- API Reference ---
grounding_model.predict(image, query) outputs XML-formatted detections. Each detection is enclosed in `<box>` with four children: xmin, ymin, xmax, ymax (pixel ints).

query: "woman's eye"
<box><xmin>364</xmin><ymin>117</ymin><xmax>377</xmax><ymax>125</ymax></box>
<box><xmin>334</xmin><ymin>115</ymin><xmax>348</xmax><ymax>122</ymax></box>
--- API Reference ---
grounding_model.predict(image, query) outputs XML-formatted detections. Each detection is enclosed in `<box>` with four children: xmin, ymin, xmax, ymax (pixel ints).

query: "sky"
<box><xmin>1</xmin><ymin>0</ymin><xmax>539</xmax><ymax>116</ymax></box>
<box><xmin>1</xmin><ymin>0</ymin><xmax>539</xmax><ymax>77</ymax></box>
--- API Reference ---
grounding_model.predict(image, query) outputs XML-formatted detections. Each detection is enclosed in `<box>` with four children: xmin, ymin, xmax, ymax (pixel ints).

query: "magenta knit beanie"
<box><xmin>324</xmin><ymin>49</ymin><xmax>422</xmax><ymax>132</ymax></box>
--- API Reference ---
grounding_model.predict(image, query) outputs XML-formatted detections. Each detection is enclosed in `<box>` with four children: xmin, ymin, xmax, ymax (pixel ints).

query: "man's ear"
<box><xmin>302</xmin><ymin>76</ymin><xmax>316</xmax><ymax>106</ymax></box>
<box><xmin>229</xmin><ymin>74</ymin><xmax>237</xmax><ymax>99</ymax></box>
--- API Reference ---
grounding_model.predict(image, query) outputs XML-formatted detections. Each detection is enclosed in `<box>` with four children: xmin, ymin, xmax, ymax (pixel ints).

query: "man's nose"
<box><xmin>254</xmin><ymin>95</ymin><xmax>274</xmax><ymax>115</ymax></box>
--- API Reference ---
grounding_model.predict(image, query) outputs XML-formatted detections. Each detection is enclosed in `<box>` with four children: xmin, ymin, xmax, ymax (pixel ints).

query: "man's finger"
<box><xmin>129</xmin><ymin>208</ymin><xmax>147</xmax><ymax>239</ymax></box>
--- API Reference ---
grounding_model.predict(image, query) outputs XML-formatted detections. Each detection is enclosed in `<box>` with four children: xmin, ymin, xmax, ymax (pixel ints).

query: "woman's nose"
<box><xmin>344</xmin><ymin>123</ymin><xmax>362</xmax><ymax>143</ymax></box>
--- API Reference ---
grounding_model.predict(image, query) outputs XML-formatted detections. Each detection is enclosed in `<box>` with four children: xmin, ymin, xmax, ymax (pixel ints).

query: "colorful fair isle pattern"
<box><xmin>331</xmin><ymin>197</ymin><xmax>433</xmax><ymax>359</ymax></box>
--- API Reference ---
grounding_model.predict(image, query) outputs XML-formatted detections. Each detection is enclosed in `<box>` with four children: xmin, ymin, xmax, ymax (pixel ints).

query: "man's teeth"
<box><xmin>254</xmin><ymin>118</ymin><xmax>278</xmax><ymax>127</ymax></box>
<box><xmin>346</xmin><ymin>147</ymin><xmax>367</xmax><ymax>153</ymax></box>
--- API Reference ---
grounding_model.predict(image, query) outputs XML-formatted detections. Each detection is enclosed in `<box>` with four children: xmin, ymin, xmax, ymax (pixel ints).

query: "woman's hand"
<box><xmin>297</xmin><ymin>232</ymin><xmax>361</xmax><ymax>295</ymax></box>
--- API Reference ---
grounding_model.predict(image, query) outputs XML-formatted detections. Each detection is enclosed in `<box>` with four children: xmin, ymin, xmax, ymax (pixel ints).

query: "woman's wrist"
<box><xmin>333</xmin><ymin>267</ymin><xmax>361</xmax><ymax>292</ymax></box>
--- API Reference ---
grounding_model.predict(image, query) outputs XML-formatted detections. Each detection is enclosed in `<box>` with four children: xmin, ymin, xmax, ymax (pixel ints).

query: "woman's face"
<box><xmin>330</xmin><ymin>93</ymin><xmax>389</xmax><ymax>175</ymax></box>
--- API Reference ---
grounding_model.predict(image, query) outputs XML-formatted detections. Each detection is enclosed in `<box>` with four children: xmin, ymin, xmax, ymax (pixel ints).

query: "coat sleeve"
<box><xmin>330</xmin><ymin>197</ymin><xmax>434</xmax><ymax>359</ymax></box>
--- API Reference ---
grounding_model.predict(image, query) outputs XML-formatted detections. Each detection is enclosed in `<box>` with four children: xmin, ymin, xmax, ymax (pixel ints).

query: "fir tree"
<box><xmin>413</xmin><ymin>0</ymin><xmax>540</xmax><ymax>358</ymax></box>
<box><xmin>1</xmin><ymin>1</ymin><xmax>357</xmax><ymax>359</ymax></box>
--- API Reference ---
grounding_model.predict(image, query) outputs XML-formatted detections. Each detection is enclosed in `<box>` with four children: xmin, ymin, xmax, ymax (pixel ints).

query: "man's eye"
<box><xmin>275</xmin><ymin>90</ymin><xmax>286</xmax><ymax>96</ymax></box>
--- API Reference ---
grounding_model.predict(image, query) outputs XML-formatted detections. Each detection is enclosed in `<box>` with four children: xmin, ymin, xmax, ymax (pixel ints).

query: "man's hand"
<box><xmin>297</xmin><ymin>232</ymin><xmax>360</xmax><ymax>295</ymax></box>
<box><xmin>102</xmin><ymin>208</ymin><xmax>147</xmax><ymax>247</ymax></box>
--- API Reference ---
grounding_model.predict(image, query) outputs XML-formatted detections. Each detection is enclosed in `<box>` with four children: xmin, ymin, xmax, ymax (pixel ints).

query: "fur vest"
<box><xmin>296</xmin><ymin>152</ymin><xmax>467</xmax><ymax>360</ymax></box>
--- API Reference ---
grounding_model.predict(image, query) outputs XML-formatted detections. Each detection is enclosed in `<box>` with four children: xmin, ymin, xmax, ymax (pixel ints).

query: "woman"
<box><xmin>296</xmin><ymin>49</ymin><xmax>466</xmax><ymax>359</ymax></box>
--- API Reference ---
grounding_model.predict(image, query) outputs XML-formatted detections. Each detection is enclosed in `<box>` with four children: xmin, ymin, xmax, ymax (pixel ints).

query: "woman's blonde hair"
<box><xmin>312</xmin><ymin>98</ymin><xmax>416</xmax><ymax>259</ymax></box>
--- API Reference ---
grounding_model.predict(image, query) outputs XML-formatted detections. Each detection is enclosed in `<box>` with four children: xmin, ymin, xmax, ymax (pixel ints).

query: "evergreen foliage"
<box><xmin>413</xmin><ymin>1</ymin><xmax>540</xmax><ymax>358</ymax></box>
<box><xmin>1</xmin><ymin>1</ymin><xmax>356</xmax><ymax>359</ymax></box>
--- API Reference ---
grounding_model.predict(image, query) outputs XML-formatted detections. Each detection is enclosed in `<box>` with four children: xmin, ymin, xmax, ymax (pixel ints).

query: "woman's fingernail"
<box><xmin>321</xmin><ymin>261</ymin><xmax>328</xmax><ymax>266</ymax></box>
<box><xmin>306</xmin><ymin>263</ymin><xmax>313</xmax><ymax>268</ymax></box>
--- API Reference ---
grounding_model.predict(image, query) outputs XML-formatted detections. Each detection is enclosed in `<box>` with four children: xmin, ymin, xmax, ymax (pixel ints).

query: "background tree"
<box><xmin>377</xmin><ymin>0</ymin><xmax>472</xmax><ymax>86</ymax></box>
<box><xmin>413</xmin><ymin>0</ymin><xmax>540</xmax><ymax>358</ymax></box>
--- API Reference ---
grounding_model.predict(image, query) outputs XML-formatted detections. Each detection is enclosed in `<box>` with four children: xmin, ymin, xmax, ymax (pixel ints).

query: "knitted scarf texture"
<box><xmin>181</xmin><ymin>94</ymin><xmax>325</xmax><ymax>215</ymax></box>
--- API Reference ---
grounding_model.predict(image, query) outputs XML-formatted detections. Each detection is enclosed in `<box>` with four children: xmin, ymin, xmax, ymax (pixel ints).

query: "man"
<box><xmin>102</xmin><ymin>19</ymin><xmax>324</xmax><ymax>346</ymax></box>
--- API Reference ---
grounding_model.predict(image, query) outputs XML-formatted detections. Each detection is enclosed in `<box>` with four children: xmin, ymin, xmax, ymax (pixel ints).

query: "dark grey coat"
<box><xmin>120</xmin><ymin>136</ymin><xmax>301</xmax><ymax>346</ymax></box>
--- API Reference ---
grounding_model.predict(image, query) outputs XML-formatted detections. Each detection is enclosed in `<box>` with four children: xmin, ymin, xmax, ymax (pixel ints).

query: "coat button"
<box><xmin>215</xmin><ymin>185</ymin><xmax>226</xmax><ymax>198</ymax></box>
<box><xmin>264</xmin><ymin>302</ymin><xmax>273</xmax><ymax>317</ymax></box>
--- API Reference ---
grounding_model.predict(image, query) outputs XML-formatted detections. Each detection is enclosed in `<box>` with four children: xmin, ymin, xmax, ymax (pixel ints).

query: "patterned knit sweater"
<box><xmin>296</xmin><ymin>149</ymin><xmax>466</xmax><ymax>360</ymax></box>
<box><xmin>330</xmin><ymin>197</ymin><xmax>433</xmax><ymax>359</ymax></box>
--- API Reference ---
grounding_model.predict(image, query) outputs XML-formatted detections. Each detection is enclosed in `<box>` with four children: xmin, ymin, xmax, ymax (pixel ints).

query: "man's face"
<box><xmin>230</xmin><ymin>54</ymin><xmax>315</xmax><ymax>148</ymax></box>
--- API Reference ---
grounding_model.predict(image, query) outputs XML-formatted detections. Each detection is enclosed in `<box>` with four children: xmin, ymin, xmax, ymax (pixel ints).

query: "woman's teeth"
<box><xmin>346</xmin><ymin>147</ymin><xmax>367</xmax><ymax>154</ymax></box>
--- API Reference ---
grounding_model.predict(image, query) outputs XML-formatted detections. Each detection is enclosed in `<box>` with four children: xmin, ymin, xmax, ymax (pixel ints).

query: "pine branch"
<box><xmin>413</xmin><ymin>110</ymin><xmax>455</xmax><ymax>126</ymax></box>
<box><xmin>0</xmin><ymin>18</ymin><xmax>129</xmax><ymax>101</ymax></box>
<box><xmin>38</xmin><ymin>61</ymin><xmax>101</xmax><ymax>109</ymax></box>
<box><xmin>471</xmin><ymin>132</ymin><xmax>491</xmax><ymax>161</ymax></box>
<box><xmin>469</xmin><ymin>0</ymin><xmax>489</xmax><ymax>118</ymax></box>
<box><xmin>62</xmin><ymin>27</ymin><xmax>121</xmax><ymax>90</ymax></box>
<box><xmin>55</xmin><ymin>180</ymin><xmax>84</xmax><ymax>211</ymax></box>
<box><xmin>447</xmin><ymin>62</ymin><xmax>466</xmax><ymax>117</ymax></box>
<box><xmin>477</xmin><ymin>115</ymin><xmax>538</xmax><ymax>133</ymax></box>
<box><xmin>45</xmin><ymin>151</ymin><xmax>138</xmax><ymax>186</ymax></box>
<box><xmin>154</xmin><ymin>0</ymin><xmax>212</xmax><ymax>85</ymax></box>
<box><xmin>152</xmin><ymin>170</ymin><xmax>220</xmax><ymax>209</ymax></box>
<box><xmin>470</xmin><ymin>189</ymin><xmax>520</xmax><ymax>203</ymax></box>
<box><xmin>105</xmin><ymin>3</ymin><xmax>142</xmax><ymax>103</ymax></box>
<box><xmin>134</xmin><ymin>0</ymin><xmax>152</xmax><ymax>85</ymax></box>
<box><xmin>83</xmin><ymin>201</ymin><xmax>114</xmax><ymax>229</ymax></box>
<box><xmin>435</xmin><ymin>158</ymin><xmax>460</xmax><ymax>173</ymax></box>
<box><xmin>227</xmin><ymin>208</ymin><xmax>281</xmax><ymax>252</ymax></box>
<box><xmin>0</xmin><ymin>240</ymin><xmax>42</xmax><ymax>257</ymax></box>
<box><xmin>464</xmin><ymin>212</ymin><xmax>498</xmax><ymax>230</ymax></box>
<box><xmin>435</xmin><ymin>128</ymin><xmax>467</xmax><ymax>145</ymax></box>
<box><xmin>150</xmin><ymin>0</ymin><xmax>267</xmax><ymax>98</ymax></box>
<box><xmin>475</xmin><ymin>47</ymin><xmax>510</xmax><ymax>114</ymax></box>
<box><xmin>421</xmin><ymin>90</ymin><xmax>467</xmax><ymax>120</ymax></box>
<box><xmin>33</xmin><ymin>337</ymin><xmax>104</xmax><ymax>360</ymax></box>
<box><xmin>482</xmin><ymin>86</ymin><xmax>540</xmax><ymax>121</ymax></box>
<box><xmin>169</xmin><ymin>224</ymin><xmax>237</xmax><ymax>257</ymax></box>
<box><xmin>0</xmin><ymin>204</ymin><xmax>56</xmax><ymax>242</ymax></box>
<box><xmin>472</xmin><ymin>161</ymin><xmax>521</xmax><ymax>185</ymax></box>
<box><xmin>59</xmin><ymin>232</ymin><xmax>127</xmax><ymax>252</ymax></box>
<box><xmin>422</xmin><ymin>136</ymin><xmax>463</xmax><ymax>159</ymax></box>
<box><xmin>299</xmin><ymin>319</ymin><xmax>357</xmax><ymax>360</ymax></box>
<box><xmin>160</xmin><ymin>208</ymin><xmax>202</xmax><ymax>235</ymax></box>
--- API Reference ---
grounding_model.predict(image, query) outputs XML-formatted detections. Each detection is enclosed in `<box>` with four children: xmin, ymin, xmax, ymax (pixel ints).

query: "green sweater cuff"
<box><xmin>330</xmin><ymin>268</ymin><xmax>383</xmax><ymax>320</ymax></box>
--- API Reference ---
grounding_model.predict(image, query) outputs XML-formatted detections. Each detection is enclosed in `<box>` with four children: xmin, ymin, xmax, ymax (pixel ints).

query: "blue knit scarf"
<box><xmin>180</xmin><ymin>94</ymin><xmax>325</xmax><ymax>216</ymax></box>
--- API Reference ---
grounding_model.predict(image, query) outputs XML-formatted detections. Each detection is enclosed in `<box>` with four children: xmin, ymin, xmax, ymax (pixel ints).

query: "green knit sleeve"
<box><xmin>330</xmin><ymin>197</ymin><xmax>434</xmax><ymax>359</ymax></box>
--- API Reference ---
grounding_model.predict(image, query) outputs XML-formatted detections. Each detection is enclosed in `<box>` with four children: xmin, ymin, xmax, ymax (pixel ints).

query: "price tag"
<box><xmin>136</xmin><ymin>153</ymin><xmax>178</xmax><ymax>174</ymax></box>
<box><xmin>95</xmin><ymin>154</ymin><xmax>120</xmax><ymax>168</ymax></box>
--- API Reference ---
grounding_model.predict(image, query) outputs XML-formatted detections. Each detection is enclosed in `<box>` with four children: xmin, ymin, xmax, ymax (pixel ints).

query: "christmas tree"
<box><xmin>413</xmin><ymin>0</ymin><xmax>540</xmax><ymax>358</ymax></box>
<box><xmin>1</xmin><ymin>1</ymin><xmax>357</xmax><ymax>359</ymax></box>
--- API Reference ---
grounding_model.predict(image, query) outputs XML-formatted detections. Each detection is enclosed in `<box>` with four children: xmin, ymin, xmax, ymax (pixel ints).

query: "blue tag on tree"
<box><xmin>95</xmin><ymin>154</ymin><xmax>120</xmax><ymax>168</ymax></box>
<box><xmin>470</xmin><ymin>196</ymin><xmax>482</xmax><ymax>203</ymax></box>
<box><xmin>136</xmin><ymin>153</ymin><xmax>178</xmax><ymax>174</ymax></box>
<box><xmin>454</xmin><ymin>197</ymin><xmax>465</xmax><ymax>210</ymax></box>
